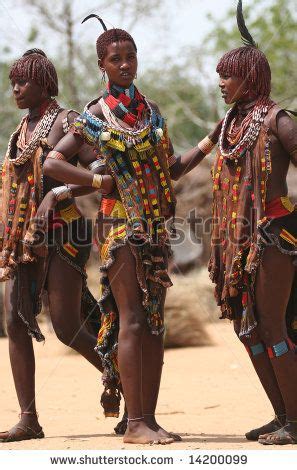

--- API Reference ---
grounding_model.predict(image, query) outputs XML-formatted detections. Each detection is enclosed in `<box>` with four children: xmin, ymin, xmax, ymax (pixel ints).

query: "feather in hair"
<box><xmin>82</xmin><ymin>14</ymin><xmax>108</xmax><ymax>31</ymax></box>
<box><xmin>237</xmin><ymin>0</ymin><xmax>258</xmax><ymax>48</ymax></box>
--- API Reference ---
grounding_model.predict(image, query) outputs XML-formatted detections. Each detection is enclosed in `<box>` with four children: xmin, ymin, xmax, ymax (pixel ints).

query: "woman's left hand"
<box><xmin>35</xmin><ymin>190</ymin><xmax>57</xmax><ymax>223</ymax></box>
<box><xmin>31</xmin><ymin>191</ymin><xmax>58</xmax><ymax>257</ymax></box>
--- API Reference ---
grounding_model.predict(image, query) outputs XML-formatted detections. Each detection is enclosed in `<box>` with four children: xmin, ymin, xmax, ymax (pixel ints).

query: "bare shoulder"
<box><xmin>47</xmin><ymin>108</ymin><xmax>68</xmax><ymax>145</ymax></box>
<box><xmin>53</xmin><ymin>107</ymin><xmax>66</xmax><ymax>124</ymax></box>
<box><xmin>66</xmin><ymin>109</ymin><xmax>80</xmax><ymax>124</ymax></box>
<box><xmin>48</xmin><ymin>108</ymin><xmax>67</xmax><ymax>134</ymax></box>
<box><xmin>89</xmin><ymin>97</ymin><xmax>104</xmax><ymax>120</ymax></box>
<box><xmin>267</xmin><ymin>107</ymin><xmax>295</xmax><ymax>137</ymax></box>
<box><xmin>51</xmin><ymin>109</ymin><xmax>80</xmax><ymax>136</ymax></box>
<box><xmin>276</xmin><ymin>110</ymin><xmax>295</xmax><ymax>127</ymax></box>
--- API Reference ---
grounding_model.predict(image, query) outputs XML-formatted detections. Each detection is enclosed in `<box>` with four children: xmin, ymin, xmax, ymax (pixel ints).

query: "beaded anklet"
<box><xmin>245</xmin><ymin>342</ymin><xmax>265</xmax><ymax>357</ymax></box>
<box><xmin>267</xmin><ymin>338</ymin><xmax>295</xmax><ymax>358</ymax></box>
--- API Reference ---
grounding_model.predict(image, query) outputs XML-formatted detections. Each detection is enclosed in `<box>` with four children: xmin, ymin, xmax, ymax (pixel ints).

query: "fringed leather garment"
<box><xmin>209</xmin><ymin>103</ymin><xmax>297</xmax><ymax>339</ymax></box>
<box><xmin>0</xmin><ymin>102</ymin><xmax>99</xmax><ymax>341</ymax></box>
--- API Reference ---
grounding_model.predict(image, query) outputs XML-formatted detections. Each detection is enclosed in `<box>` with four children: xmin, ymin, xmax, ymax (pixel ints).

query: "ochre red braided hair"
<box><xmin>216</xmin><ymin>46</ymin><xmax>271</xmax><ymax>97</ymax></box>
<box><xmin>9</xmin><ymin>49</ymin><xmax>58</xmax><ymax>96</ymax></box>
<box><xmin>96</xmin><ymin>29</ymin><xmax>137</xmax><ymax>61</ymax></box>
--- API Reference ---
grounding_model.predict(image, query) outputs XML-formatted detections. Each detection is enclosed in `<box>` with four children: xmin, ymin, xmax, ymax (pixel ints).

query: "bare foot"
<box><xmin>0</xmin><ymin>414</ymin><xmax>44</xmax><ymax>443</ymax></box>
<box><xmin>123</xmin><ymin>420</ymin><xmax>174</xmax><ymax>444</ymax></box>
<box><xmin>144</xmin><ymin>415</ymin><xmax>182</xmax><ymax>442</ymax></box>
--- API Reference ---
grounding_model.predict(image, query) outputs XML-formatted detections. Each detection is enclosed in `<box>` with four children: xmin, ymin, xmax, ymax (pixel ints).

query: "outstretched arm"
<box><xmin>169</xmin><ymin>120</ymin><xmax>222</xmax><ymax>181</ymax></box>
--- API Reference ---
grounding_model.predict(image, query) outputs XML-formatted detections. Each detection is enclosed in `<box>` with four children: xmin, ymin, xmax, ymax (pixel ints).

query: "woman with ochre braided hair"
<box><xmin>0</xmin><ymin>49</ymin><xmax>116</xmax><ymax>442</ymax></box>
<box><xmin>43</xmin><ymin>15</ymin><xmax>222</xmax><ymax>445</ymax></box>
<box><xmin>208</xmin><ymin>1</ymin><xmax>297</xmax><ymax>445</ymax></box>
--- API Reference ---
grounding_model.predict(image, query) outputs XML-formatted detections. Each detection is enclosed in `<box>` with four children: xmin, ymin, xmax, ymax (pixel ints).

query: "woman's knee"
<box><xmin>50</xmin><ymin>299</ymin><xmax>83</xmax><ymax>347</ymax></box>
<box><xmin>258</xmin><ymin>319</ymin><xmax>286</xmax><ymax>346</ymax></box>
<box><xmin>119</xmin><ymin>308</ymin><xmax>146</xmax><ymax>338</ymax></box>
<box><xmin>6</xmin><ymin>312</ymin><xmax>26</xmax><ymax>339</ymax></box>
<box><xmin>53</xmin><ymin>321</ymin><xmax>80</xmax><ymax>347</ymax></box>
<box><xmin>6</xmin><ymin>317</ymin><xmax>27</xmax><ymax>339</ymax></box>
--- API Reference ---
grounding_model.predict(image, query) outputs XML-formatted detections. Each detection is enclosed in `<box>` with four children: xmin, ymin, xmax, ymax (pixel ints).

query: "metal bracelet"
<box><xmin>88</xmin><ymin>160</ymin><xmax>106</xmax><ymax>171</ymax></box>
<box><xmin>127</xmin><ymin>417</ymin><xmax>144</xmax><ymax>423</ymax></box>
<box><xmin>51</xmin><ymin>185</ymin><xmax>72</xmax><ymax>201</ymax></box>
<box><xmin>92</xmin><ymin>174</ymin><xmax>103</xmax><ymax>189</ymax></box>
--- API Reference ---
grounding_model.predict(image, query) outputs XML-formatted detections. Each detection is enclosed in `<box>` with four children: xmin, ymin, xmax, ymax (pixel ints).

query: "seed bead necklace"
<box><xmin>7</xmin><ymin>99</ymin><xmax>61</xmax><ymax>166</ymax></box>
<box><xmin>219</xmin><ymin>98</ymin><xmax>272</xmax><ymax>161</ymax></box>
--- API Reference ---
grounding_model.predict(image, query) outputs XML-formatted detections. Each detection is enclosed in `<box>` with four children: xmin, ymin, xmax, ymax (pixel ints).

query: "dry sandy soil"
<box><xmin>0</xmin><ymin>318</ymin><xmax>295</xmax><ymax>451</ymax></box>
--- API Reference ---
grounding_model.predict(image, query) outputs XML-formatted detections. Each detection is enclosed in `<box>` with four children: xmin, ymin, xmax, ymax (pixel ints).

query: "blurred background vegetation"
<box><xmin>0</xmin><ymin>0</ymin><xmax>296</xmax><ymax>155</ymax></box>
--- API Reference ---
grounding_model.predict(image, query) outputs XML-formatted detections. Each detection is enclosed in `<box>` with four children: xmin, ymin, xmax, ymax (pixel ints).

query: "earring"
<box><xmin>134</xmin><ymin>72</ymin><xmax>137</xmax><ymax>80</ymax></box>
<box><xmin>101</xmin><ymin>70</ymin><xmax>106</xmax><ymax>84</ymax></box>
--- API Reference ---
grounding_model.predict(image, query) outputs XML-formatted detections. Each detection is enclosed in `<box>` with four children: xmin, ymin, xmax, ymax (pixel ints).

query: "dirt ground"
<box><xmin>0</xmin><ymin>319</ymin><xmax>295</xmax><ymax>451</ymax></box>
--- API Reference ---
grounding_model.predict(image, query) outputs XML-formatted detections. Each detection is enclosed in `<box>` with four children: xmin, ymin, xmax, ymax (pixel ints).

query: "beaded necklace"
<box><xmin>103</xmin><ymin>82</ymin><xmax>146</xmax><ymax>127</ymax></box>
<box><xmin>72</xmin><ymin>86</ymin><xmax>175</xmax><ymax>240</ymax></box>
<box><xmin>219</xmin><ymin>98</ymin><xmax>272</xmax><ymax>161</ymax></box>
<box><xmin>226</xmin><ymin>113</ymin><xmax>252</xmax><ymax>146</ymax></box>
<box><xmin>7</xmin><ymin>99</ymin><xmax>61</xmax><ymax>166</ymax></box>
<box><xmin>77</xmin><ymin>95</ymin><xmax>164</xmax><ymax>153</ymax></box>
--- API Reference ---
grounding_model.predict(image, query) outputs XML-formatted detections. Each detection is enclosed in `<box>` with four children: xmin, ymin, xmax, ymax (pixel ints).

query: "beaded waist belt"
<box><xmin>48</xmin><ymin>202</ymin><xmax>82</xmax><ymax>230</ymax></box>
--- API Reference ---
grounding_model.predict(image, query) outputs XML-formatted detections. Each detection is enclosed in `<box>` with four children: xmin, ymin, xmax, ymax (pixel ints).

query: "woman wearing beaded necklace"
<box><xmin>0</xmin><ymin>49</ymin><xmax>116</xmax><ymax>442</ymax></box>
<box><xmin>209</xmin><ymin>1</ymin><xmax>297</xmax><ymax>445</ymax></box>
<box><xmin>43</xmin><ymin>15</ymin><xmax>222</xmax><ymax>444</ymax></box>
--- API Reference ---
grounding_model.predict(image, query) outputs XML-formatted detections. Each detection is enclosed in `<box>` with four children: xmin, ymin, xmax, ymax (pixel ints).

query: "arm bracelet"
<box><xmin>47</xmin><ymin>150</ymin><xmax>67</xmax><ymax>161</ymax></box>
<box><xmin>167</xmin><ymin>153</ymin><xmax>178</xmax><ymax>168</ymax></box>
<box><xmin>88</xmin><ymin>160</ymin><xmax>106</xmax><ymax>172</ymax></box>
<box><xmin>92</xmin><ymin>174</ymin><xmax>103</xmax><ymax>189</ymax></box>
<box><xmin>197</xmin><ymin>136</ymin><xmax>215</xmax><ymax>155</ymax></box>
<box><xmin>51</xmin><ymin>186</ymin><xmax>72</xmax><ymax>201</ymax></box>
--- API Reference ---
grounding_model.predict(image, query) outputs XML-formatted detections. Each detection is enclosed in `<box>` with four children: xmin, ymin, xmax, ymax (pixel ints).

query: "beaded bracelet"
<box><xmin>197</xmin><ymin>136</ymin><xmax>215</xmax><ymax>155</ymax></box>
<box><xmin>167</xmin><ymin>153</ymin><xmax>178</xmax><ymax>168</ymax></box>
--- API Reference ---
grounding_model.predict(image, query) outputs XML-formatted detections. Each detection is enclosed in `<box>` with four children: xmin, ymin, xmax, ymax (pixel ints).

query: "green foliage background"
<box><xmin>0</xmin><ymin>0</ymin><xmax>296</xmax><ymax>157</ymax></box>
